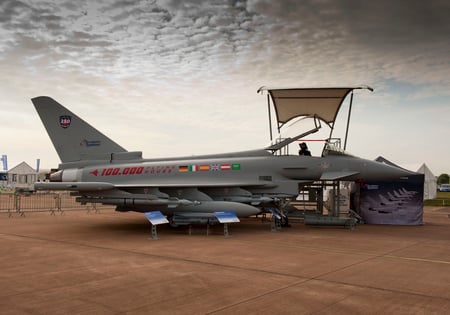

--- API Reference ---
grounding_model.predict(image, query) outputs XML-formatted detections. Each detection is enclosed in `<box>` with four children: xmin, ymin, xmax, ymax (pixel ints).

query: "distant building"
<box><xmin>4</xmin><ymin>162</ymin><xmax>37</xmax><ymax>191</ymax></box>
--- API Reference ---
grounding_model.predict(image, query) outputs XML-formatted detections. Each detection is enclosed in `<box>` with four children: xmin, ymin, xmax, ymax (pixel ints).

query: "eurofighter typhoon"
<box><xmin>33</xmin><ymin>87</ymin><xmax>412</xmax><ymax>225</ymax></box>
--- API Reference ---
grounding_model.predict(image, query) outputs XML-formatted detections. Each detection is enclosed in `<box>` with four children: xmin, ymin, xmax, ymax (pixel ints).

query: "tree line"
<box><xmin>438</xmin><ymin>174</ymin><xmax>450</xmax><ymax>184</ymax></box>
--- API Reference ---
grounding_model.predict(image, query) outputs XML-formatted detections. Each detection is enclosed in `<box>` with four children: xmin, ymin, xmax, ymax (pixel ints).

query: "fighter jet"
<box><xmin>32</xmin><ymin>87</ymin><xmax>413</xmax><ymax>225</ymax></box>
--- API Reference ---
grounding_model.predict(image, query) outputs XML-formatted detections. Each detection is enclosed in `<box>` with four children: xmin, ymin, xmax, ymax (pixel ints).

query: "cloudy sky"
<box><xmin>1</xmin><ymin>0</ymin><xmax>449</xmax><ymax>175</ymax></box>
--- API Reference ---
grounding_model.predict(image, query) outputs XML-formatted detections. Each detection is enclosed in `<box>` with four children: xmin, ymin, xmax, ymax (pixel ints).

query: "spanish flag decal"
<box><xmin>199</xmin><ymin>165</ymin><xmax>210</xmax><ymax>171</ymax></box>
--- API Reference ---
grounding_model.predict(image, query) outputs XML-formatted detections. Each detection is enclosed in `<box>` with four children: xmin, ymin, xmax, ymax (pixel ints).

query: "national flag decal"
<box><xmin>220</xmin><ymin>164</ymin><xmax>231</xmax><ymax>171</ymax></box>
<box><xmin>199</xmin><ymin>165</ymin><xmax>210</xmax><ymax>171</ymax></box>
<box><xmin>178</xmin><ymin>163</ymin><xmax>241</xmax><ymax>172</ymax></box>
<box><xmin>210</xmin><ymin>164</ymin><xmax>220</xmax><ymax>171</ymax></box>
<box><xmin>178</xmin><ymin>166</ymin><xmax>189</xmax><ymax>172</ymax></box>
<box><xmin>189</xmin><ymin>165</ymin><xmax>198</xmax><ymax>172</ymax></box>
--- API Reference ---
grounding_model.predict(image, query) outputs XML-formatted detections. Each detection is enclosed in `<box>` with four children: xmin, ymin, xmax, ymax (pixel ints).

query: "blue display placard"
<box><xmin>268</xmin><ymin>208</ymin><xmax>282</xmax><ymax>219</ymax></box>
<box><xmin>144</xmin><ymin>211</ymin><xmax>169</xmax><ymax>225</ymax></box>
<box><xmin>214</xmin><ymin>211</ymin><xmax>240</xmax><ymax>223</ymax></box>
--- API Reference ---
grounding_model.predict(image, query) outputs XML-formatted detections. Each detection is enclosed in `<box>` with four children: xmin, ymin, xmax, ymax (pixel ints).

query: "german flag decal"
<box><xmin>178</xmin><ymin>166</ymin><xmax>189</xmax><ymax>172</ymax></box>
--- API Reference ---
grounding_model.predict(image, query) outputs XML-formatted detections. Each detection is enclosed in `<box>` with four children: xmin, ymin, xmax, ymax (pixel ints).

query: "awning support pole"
<box><xmin>343</xmin><ymin>91</ymin><xmax>354</xmax><ymax>150</ymax></box>
<box><xmin>267</xmin><ymin>94</ymin><xmax>273</xmax><ymax>141</ymax></box>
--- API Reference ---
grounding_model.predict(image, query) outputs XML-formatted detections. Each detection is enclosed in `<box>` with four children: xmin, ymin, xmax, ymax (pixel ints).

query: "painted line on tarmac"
<box><xmin>231</xmin><ymin>238</ymin><xmax>450</xmax><ymax>266</ymax></box>
<box><xmin>382</xmin><ymin>254</ymin><xmax>450</xmax><ymax>265</ymax></box>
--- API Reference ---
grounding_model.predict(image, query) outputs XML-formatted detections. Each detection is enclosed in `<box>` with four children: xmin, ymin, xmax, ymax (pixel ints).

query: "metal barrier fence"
<box><xmin>0</xmin><ymin>192</ymin><xmax>113</xmax><ymax>217</ymax></box>
<box><xmin>436</xmin><ymin>199</ymin><xmax>450</xmax><ymax>207</ymax></box>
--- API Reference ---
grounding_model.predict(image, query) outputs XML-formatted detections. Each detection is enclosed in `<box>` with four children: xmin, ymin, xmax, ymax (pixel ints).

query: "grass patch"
<box><xmin>424</xmin><ymin>191</ymin><xmax>450</xmax><ymax>206</ymax></box>
<box><xmin>437</xmin><ymin>191</ymin><xmax>450</xmax><ymax>199</ymax></box>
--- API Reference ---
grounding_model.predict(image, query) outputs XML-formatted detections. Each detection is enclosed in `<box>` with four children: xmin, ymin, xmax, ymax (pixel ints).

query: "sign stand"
<box><xmin>269</xmin><ymin>208</ymin><xmax>282</xmax><ymax>232</ymax></box>
<box><xmin>151</xmin><ymin>224</ymin><xmax>158</xmax><ymax>240</ymax></box>
<box><xmin>144</xmin><ymin>211</ymin><xmax>169</xmax><ymax>240</ymax></box>
<box><xmin>223</xmin><ymin>223</ymin><xmax>229</xmax><ymax>237</ymax></box>
<box><xmin>214</xmin><ymin>211</ymin><xmax>239</xmax><ymax>237</ymax></box>
<box><xmin>270</xmin><ymin>217</ymin><xmax>277</xmax><ymax>232</ymax></box>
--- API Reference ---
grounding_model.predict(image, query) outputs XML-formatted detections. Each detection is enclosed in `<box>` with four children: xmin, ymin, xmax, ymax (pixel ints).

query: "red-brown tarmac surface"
<box><xmin>1</xmin><ymin>207</ymin><xmax>450</xmax><ymax>314</ymax></box>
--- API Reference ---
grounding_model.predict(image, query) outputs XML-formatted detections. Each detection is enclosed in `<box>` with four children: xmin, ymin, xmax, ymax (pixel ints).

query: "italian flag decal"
<box><xmin>189</xmin><ymin>165</ymin><xmax>198</xmax><ymax>172</ymax></box>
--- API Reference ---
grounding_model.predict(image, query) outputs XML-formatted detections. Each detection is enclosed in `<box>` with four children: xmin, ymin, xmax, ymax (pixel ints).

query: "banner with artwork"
<box><xmin>359</xmin><ymin>174</ymin><xmax>424</xmax><ymax>225</ymax></box>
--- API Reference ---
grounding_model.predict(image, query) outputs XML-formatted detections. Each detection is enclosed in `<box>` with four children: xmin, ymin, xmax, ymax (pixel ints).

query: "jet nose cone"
<box><xmin>394</xmin><ymin>167</ymin><xmax>417</xmax><ymax>178</ymax></box>
<box><xmin>365</xmin><ymin>161</ymin><xmax>416</xmax><ymax>181</ymax></box>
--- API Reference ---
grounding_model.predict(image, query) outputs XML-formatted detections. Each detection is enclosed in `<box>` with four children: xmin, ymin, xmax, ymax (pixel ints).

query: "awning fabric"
<box><xmin>259</xmin><ymin>87</ymin><xmax>371</xmax><ymax>127</ymax></box>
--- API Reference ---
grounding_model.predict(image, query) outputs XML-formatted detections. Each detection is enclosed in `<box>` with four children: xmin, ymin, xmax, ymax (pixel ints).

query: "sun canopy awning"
<box><xmin>258</xmin><ymin>86</ymin><xmax>373</xmax><ymax>128</ymax></box>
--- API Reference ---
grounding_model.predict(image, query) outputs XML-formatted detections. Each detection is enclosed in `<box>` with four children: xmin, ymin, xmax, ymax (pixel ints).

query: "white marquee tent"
<box><xmin>417</xmin><ymin>164</ymin><xmax>437</xmax><ymax>200</ymax></box>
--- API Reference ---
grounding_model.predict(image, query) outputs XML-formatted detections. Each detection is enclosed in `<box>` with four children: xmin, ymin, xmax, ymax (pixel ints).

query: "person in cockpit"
<box><xmin>299</xmin><ymin>142</ymin><xmax>311</xmax><ymax>156</ymax></box>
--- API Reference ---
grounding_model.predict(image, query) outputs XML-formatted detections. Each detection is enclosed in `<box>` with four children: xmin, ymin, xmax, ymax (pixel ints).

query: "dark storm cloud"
<box><xmin>247</xmin><ymin>0</ymin><xmax>450</xmax><ymax>48</ymax></box>
<box><xmin>0</xmin><ymin>1</ymin><xmax>288</xmax><ymax>80</ymax></box>
<box><xmin>1</xmin><ymin>0</ymin><xmax>448</xmax><ymax>85</ymax></box>
<box><xmin>1</xmin><ymin>1</ymin><xmax>105</xmax><ymax>50</ymax></box>
<box><xmin>341</xmin><ymin>0</ymin><xmax>450</xmax><ymax>44</ymax></box>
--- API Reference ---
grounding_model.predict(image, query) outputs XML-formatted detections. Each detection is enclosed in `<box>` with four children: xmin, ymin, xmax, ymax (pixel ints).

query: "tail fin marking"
<box><xmin>32</xmin><ymin>96</ymin><xmax>127</xmax><ymax>163</ymax></box>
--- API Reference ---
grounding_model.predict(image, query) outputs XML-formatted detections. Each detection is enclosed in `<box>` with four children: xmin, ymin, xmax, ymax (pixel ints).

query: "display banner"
<box><xmin>359</xmin><ymin>174</ymin><xmax>424</xmax><ymax>225</ymax></box>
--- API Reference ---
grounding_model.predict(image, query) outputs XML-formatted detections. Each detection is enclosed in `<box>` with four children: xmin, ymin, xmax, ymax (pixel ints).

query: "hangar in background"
<box><xmin>1</xmin><ymin>162</ymin><xmax>37</xmax><ymax>191</ymax></box>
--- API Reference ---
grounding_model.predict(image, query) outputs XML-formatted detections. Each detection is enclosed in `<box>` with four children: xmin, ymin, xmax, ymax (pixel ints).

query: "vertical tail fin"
<box><xmin>32</xmin><ymin>96</ymin><xmax>127</xmax><ymax>163</ymax></box>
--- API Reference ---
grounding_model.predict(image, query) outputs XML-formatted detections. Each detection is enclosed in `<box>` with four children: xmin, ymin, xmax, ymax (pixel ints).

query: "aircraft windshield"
<box><xmin>322</xmin><ymin>141</ymin><xmax>354</xmax><ymax>157</ymax></box>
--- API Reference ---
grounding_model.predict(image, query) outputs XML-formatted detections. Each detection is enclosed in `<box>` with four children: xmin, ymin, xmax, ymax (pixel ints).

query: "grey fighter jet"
<box><xmin>32</xmin><ymin>87</ymin><xmax>413</xmax><ymax>224</ymax></box>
